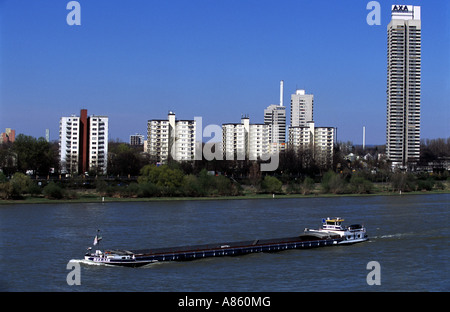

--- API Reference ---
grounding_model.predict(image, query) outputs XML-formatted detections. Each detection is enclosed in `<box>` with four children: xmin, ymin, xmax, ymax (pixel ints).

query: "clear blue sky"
<box><xmin>1</xmin><ymin>0</ymin><xmax>449</xmax><ymax>145</ymax></box>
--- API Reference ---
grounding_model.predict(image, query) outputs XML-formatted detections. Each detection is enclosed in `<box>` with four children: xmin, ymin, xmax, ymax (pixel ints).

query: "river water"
<box><xmin>0</xmin><ymin>194</ymin><xmax>448</xmax><ymax>292</ymax></box>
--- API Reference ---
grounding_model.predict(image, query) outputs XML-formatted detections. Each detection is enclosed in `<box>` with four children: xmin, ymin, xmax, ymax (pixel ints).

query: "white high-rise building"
<box><xmin>264</xmin><ymin>104</ymin><xmax>286</xmax><ymax>152</ymax></box>
<box><xmin>291</xmin><ymin>89</ymin><xmax>313</xmax><ymax>127</ymax></box>
<box><xmin>313</xmin><ymin>126</ymin><xmax>335</xmax><ymax>168</ymax></box>
<box><xmin>289</xmin><ymin>122</ymin><xmax>334</xmax><ymax>168</ymax></box>
<box><xmin>222</xmin><ymin>118</ymin><xmax>249</xmax><ymax>161</ymax></box>
<box><xmin>263</xmin><ymin>80</ymin><xmax>287</xmax><ymax>153</ymax></box>
<box><xmin>88</xmin><ymin>116</ymin><xmax>108</xmax><ymax>174</ymax></box>
<box><xmin>59</xmin><ymin>116</ymin><xmax>81</xmax><ymax>174</ymax></box>
<box><xmin>147</xmin><ymin>112</ymin><xmax>196</xmax><ymax>162</ymax></box>
<box><xmin>386</xmin><ymin>5</ymin><xmax>421</xmax><ymax>168</ymax></box>
<box><xmin>222</xmin><ymin>116</ymin><xmax>269</xmax><ymax>160</ymax></box>
<box><xmin>289</xmin><ymin>122</ymin><xmax>315</xmax><ymax>150</ymax></box>
<box><xmin>59</xmin><ymin>110</ymin><xmax>108</xmax><ymax>175</ymax></box>
<box><xmin>248</xmin><ymin>123</ymin><xmax>270</xmax><ymax>160</ymax></box>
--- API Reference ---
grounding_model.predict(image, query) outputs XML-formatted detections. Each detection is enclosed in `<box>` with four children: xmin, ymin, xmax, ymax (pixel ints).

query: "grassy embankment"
<box><xmin>1</xmin><ymin>181</ymin><xmax>448</xmax><ymax>205</ymax></box>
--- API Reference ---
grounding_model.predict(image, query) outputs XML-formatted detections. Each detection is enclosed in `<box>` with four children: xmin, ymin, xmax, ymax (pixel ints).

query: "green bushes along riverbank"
<box><xmin>1</xmin><ymin>164</ymin><xmax>448</xmax><ymax>203</ymax></box>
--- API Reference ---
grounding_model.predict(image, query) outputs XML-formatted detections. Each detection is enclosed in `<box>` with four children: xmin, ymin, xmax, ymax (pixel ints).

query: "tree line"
<box><xmin>1</xmin><ymin>164</ymin><xmax>447</xmax><ymax>200</ymax></box>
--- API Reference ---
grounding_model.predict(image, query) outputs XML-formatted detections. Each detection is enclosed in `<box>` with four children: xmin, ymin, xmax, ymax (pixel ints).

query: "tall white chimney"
<box><xmin>363</xmin><ymin>126</ymin><xmax>366</xmax><ymax>150</ymax></box>
<box><xmin>280</xmin><ymin>80</ymin><xmax>284</xmax><ymax>106</ymax></box>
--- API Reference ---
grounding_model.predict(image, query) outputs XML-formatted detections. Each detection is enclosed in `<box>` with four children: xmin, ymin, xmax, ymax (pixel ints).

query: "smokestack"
<box><xmin>363</xmin><ymin>126</ymin><xmax>366</xmax><ymax>150</ymax></box>
<box><xmin>280</xmin><ymin>80</ymin><xmax>284</xmax><ymax>106</ymax></box>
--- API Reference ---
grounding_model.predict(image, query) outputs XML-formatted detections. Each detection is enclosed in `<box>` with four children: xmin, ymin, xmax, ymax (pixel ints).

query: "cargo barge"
<box><xmin>84</xmin><ymin>218</ymin><xmax>367</xmax><ymax>267</ymax></box>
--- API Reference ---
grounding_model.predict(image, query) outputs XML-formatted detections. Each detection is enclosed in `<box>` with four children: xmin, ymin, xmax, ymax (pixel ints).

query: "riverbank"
<box><xmin>1</xmin><ymin>187</ymin><xmax>448</xmax><ymax>205</ymax></box>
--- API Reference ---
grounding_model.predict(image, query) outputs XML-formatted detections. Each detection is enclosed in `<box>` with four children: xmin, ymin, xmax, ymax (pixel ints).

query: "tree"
<box><xmin>420</xmin><ymin>138</ymin><xmax>450</xmax><ymax>170</ymax></box>
<box><xmin>0</xmin><ymin>142</ymin><xmax>16</xmax><ymax>176</ymax></box>
<box><xmin>9</xmin><ymin>172</ymin><xmax>32</xmax><ymax>199</ymax></box>
<box><xmin>390</xmin><ymin>173</ymin><xmax>418</xmax><ymax>192</ymax></box>
<box><xmin>197</xmin><ymin>169</ymin><xmax>214</xmax><ymax>193</ymax></box>
<box><xmin>12</xmin><ymin>134</ymin><xmax>57</xmax><ymax>175</ymax></box>
<box><xmin>321</xmin><ymin>170</ymin><xmax>347</xmax><ymax>194</ymax></box>
<box><xmin>214</xmin><ymin>175</ymin><xmax>234</xmax><ymax>196</ymax></box>
<box><xmin>261</xmin><ymin>176</ymin><xmax>282</xmax><ymax>194</ymax></box>
<box><xmin>108</xmin><ymin>143</ymin><xmax>147</xmax><ymax>176</ymax></box>
<box><xmin>301</xmin><ymin>177</ymin><xmax>316</xmax><ymax>195</ymax></box>
<box><xmin>349</xmin><ymin>173</ymin><xmax>373</xmax><ymax>194</ymax></box>
<box><xmin>0</xmin><ymin>179</ymin><xmax>13</xmax><ymax>199</ymax></box>
<box><xmin>43</xmin><ymin>182</ymin><xmax>65</xmax><ymax>199</ymax></box>
<box><xmin>0</xmin><ymin>172</ymin><xmax>7</xmax><ymax>183</ymax></box>
<box><xmin>182</xmin><ymin>174</ymin><xmax>204</xmax><ymax>197</ymax></box>
<box><xmin>138</xmin><ymin>164</ymin><xmax>184</xmax><ymax>193</ymax></box>
<box><xmin>248</xmin><ymin>162</ymin><xmax>262</xmax><ymax>186</ymax></box>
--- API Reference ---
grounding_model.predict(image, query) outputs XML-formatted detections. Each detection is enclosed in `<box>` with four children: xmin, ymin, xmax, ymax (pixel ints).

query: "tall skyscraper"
<box><xmin>59</xmin><ymin>109</ymin><xmax>109</xmax><ymax>175</ymax></box>
<box><xmin>386</xmin><ymin>5</ymin><xmax>421</xmax><ymax>168</ymax></box>
<box><xmin>290</xmin><ymin>89</ymin><xmax>313</xmax><ymax>127</ymax></box>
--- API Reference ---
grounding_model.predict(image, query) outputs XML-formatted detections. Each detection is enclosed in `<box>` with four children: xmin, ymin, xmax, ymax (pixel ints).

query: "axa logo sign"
<box><xmin>392</xmin><ymin>5</ymin><xmax>410</xmax><ymax>12</ymax></box>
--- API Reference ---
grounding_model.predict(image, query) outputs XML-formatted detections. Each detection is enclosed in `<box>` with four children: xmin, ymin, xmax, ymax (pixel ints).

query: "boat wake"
<box><xmin>372</xmin><ymin>232</ymin><xmax>415</xmax><ymax>240</ymax></box>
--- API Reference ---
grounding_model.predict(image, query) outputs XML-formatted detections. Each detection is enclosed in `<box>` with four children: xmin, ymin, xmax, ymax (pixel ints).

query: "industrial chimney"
<box><xmin>363</xmin><ymin>126</ymin><xmax>366</xmax><ymax>151</ymax></box>
<box><xmin>280</xmin><ymin>80</ymin><xmax>284</xmax><ymax>106</ymax></box>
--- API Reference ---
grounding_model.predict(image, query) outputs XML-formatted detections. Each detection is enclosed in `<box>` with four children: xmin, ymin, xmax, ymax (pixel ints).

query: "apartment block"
<box><xmin>59</xmin><ymin>109</ymin><xmax>108</xmax><ymax>175</ymax></box>
<box><xmin>264</xmin><ymin>104</ymin><xmax>286</xmax><ymax>153</ymax></box>
<box><xmin>313</xmin><ymin>126</ymin><xmax>335</xmax><ymax>168</ymax></box>
<box><xmin>290</xmin><ymin>89</ymin><xmax>313</xmax><ymax>127</ymax></box>
<box><xmin>288</xmin><ymin>122</ymin><xmax>334</xmax><ymax>168</ymax></box>
<box><xmin>59</xmin><ymin>116</ymin><xmax>80</xmax><ymax>174</ymax></box>
<box><xmin>222</xmin><ymin>118</ymin><xmax>249</xmax><ymax>160</ymax></box>
<box><xmin>130</xmin><ymin>133</ymin><xmax>144</xmax><ymax>146</ymax></box>
<box><xmin>88</xmin><ymin>116</ymin><xmax>109</xmax><ymax>174</ymax></box>
<box><xmin>288</xmin><ymin>122</ymin><xmax>315</xmax><ymax>150</ymax></box>
<box><xmin>147</xmin><ymin>112</ymin><xmax>196</xmax><ymax>162</ymax></box>
<box><xmin>222</xmin><ymin>116</ymin><xmax>269</xmax><ymax>160</ymax></box>
<box><xmin>1</xmin><ymin>128</ymin><xmax>15</xmax><ymax>144</ymax></box>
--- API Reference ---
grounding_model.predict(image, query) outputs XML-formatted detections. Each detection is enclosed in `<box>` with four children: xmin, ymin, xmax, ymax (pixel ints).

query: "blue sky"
<box><xmin>1</xmin><ymin>0</ymin><xmax>449</xmax><ymax>145</ymax></box>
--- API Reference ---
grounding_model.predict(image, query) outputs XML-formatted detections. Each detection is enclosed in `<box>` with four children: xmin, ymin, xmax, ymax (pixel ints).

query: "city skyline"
<box><xmin>1</xmin><ymin>0</ymin><xmax>449</xmax><ymax>145</ymax></box>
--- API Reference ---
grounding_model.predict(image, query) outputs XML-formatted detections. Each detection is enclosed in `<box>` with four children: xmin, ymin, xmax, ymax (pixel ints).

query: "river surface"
<box><xmin>0</xmin><ymin>194</ymin><xmax>448</xmax><ymax>292</ymax></box>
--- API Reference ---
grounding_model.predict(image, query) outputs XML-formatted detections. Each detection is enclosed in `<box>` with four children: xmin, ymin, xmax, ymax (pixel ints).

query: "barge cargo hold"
<box><xmin>84</xmin><ymin>218</ymin><xmax>368</xmax><ymax>267</ymax></box>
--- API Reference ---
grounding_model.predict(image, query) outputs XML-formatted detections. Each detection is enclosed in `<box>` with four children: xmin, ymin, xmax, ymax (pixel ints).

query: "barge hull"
<box><xmin>113</xmin><ymin>233</ymin><xmax>343</xmax><ymax>266</ymax></box>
